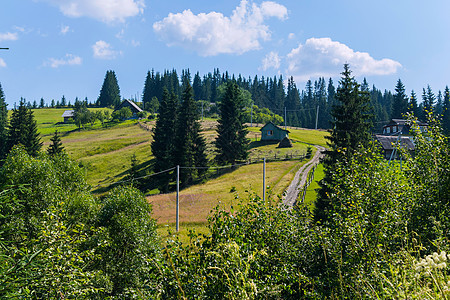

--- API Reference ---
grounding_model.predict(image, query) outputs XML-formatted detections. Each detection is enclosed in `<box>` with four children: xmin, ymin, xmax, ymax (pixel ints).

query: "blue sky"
<box><xmin>1</xmin><ymin>0</ymin><xmax>449</xmax><ymax>107</ymax></box>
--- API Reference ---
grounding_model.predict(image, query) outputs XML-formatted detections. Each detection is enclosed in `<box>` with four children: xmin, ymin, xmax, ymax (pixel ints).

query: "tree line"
<box><xmin>141</xmin><ymin>68</ymin><xmax>450</xmax><ymax>133</ymax></box>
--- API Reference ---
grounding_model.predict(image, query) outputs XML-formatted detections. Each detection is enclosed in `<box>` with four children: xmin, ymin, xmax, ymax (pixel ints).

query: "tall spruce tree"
<box><xmin>47</xmin><ymin>130</ymin><xmax>64</xmax><ymax>156</ymax></box>
<box><xmin>0</xmin><ymin>83</ymin><xmax>8</xmax><ymax>160</ymax></box>
<box><xmin>173</xmin><ymin>83</ymin><xmax>208</xmax><ymax>184</ymax></box>
<box><xmin>7</xmin><ymin>99</ymin><xmax>42</xmax><ymax>156</ymax></box>
<box><xmin>442</xmin><ymin>86</ymin><xmax>450</xmax><ymax>135</ymax></box>
<box><xmin>391</xmin><ymin>79</ymin><xmax>409</xmax><ymax>119</ymax></box>
<box><xmin>314</xmin><ymin>64</ymin><xmax>373</xmax><ymax>223</ymax></box>
<box><xmin>215</xmin><ymin>81</ymin><xmax>249</xmax><ymax>165</ymax></box>
<box><xmin>151</xmin><ymin>88</ymin><xmax>178</xmax><ymax>192</ymax></box>
<box><xmin>97</xmin><ymin>70</ymin><xmax>121</xmax><ymax>108</ymax></box>
<box><xmin>409</xmin><ymin>90</ymin><xmax>420</xmax><ymax>118</ymax></box>
<box><xmin>142</xmin><ymin>70</ymin><xmax>154</xmax><ymax>111</ymax></box>
<box><xmin>422</xmin><ymin>85</ymin><xmax>435</xmax><ymax>119</ymax></box>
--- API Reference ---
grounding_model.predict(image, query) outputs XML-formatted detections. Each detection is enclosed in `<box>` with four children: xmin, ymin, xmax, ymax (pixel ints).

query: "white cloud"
<box><xmin>0</xmin><ymin>58</ymin><xmax>6</xmax><ymax>68</ymax></box>
<box><xmin>45</xmin><ymin>54</ymin><xmax>82</xmax><ymax>68</ymax></box>
<box><xmin>40</xmin><ymin>0</ymin><xmax>145</xmax><ymax>23</ymax></box>
<box><xmin>13</xmin><ymin>26</ymin><xmax>25</xmax><ymax>33</ymax></box>
<box><xmin>60</xmin><ymin>25</ymin><xmax>70</xmax><ymax>35</ymax></box>
<box><xmin>286</xmin><ymin>37</ymin><xmax>401</xmax><ymax>81</ymax></box>
<box><xmin>260</xmin><ymin>51</ymin><xmax>280</xmax><ymax>71</ymax></box>
<box><xmin>131</xmin><ymin>39</ymin><xmax>140</xmax><ymax>47</ymax></box>
<box><xmin>153</xmin><ymin>0</ymin><xmax>288</xmax><ymax>56</ymax></box>
<box><xmin>0</xmin><ymin>32</ymin><xmax>18</xmax><ymax>42</ymax></box>
<box><xmin>92</xmin><ymin>40</ymin><xmax>120</xmax><ymax>59</ymax></box>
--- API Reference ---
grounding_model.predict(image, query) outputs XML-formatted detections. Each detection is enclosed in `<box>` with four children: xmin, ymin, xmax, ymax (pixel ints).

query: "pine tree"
<box><xmin>215</xmin><ymin>81</ymin><xmax>249</xmax><ymax>165</ymax></box>
<box><xmin>61</xmin><ymin>95</ymin><xmax>67</xmax><ymax>107</ymax></box>
<box><xmin>151</xmin><ymin>88</ymin><xmax>178</xmax><ymax>192</ymax></box>
<box><xmin>391</xmin><ymin>79</ymin><xmax>409</xmax><ymax>119</ymax></box>
<box><xmin>408</xmin><ymin>90</ymin><xmax>420</xmax><ymax>118</ymax></box>
<box><xmin>435</xmin><ymin>90</ymin><xmax>444</xmax><ymax>116</ymax></box>
<box><xmin>0</xmin><ymin>83</ymin><xmax>8</xmax><ymax>160</ymax></box>
<box><xmin>442</xmin><ymin>86</ymin><xmax>450</xmax><ymax>135</ymax></box>
<box><xmin>97</xmin><ymin>70</ymin><xmax>121</xmax><ymax>108</ymax></box>
<box><xmin>314</xmin><ymin>64</ymin><xmax>373</xmax><ymax>223</ymax></box>
<box><xmin>7</xmin><ymin>99</ymin><xmax>42</xmax><ymax>156</ymax></box>
<box><xmin>142</xmin><ymin>70</ymin><xmax>154</xmax><ymax>111</ymax></box>
<box><xmin>422</xmin><ymin>85</ymin><xmax>435</xmax><ymax>119</ymax></box>
<box><xmin>47</xmin><ymin>130</ymin><xmax>64</xmax><ymax>156</ymax></box>
<box><xmin>173</xmin><ymin>83</ymin><xmax>208</xmax><ymax>185</ymax></box>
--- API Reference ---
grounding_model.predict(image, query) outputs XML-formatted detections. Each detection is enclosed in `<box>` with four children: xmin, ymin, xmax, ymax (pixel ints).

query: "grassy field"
<box><xmin>32</xmin><ymin>108</ymin><xmax>152</xmax><ymax>188</ymax></box>
<box><xmin>33</xmin><ymin>107</ymin><xmax>113</xmax><ymax>137</ymax></box>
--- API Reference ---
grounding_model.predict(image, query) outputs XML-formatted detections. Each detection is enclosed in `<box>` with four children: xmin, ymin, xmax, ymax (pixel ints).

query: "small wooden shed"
<box><xmin>260</xmin><ymin>122</ymin><xmax>289</xmax><ymax>141</ymax></box>
<box><xmin>62</xmin><ymin>110</ymin><xmax>74</xmax><ymax>123</ymax></box>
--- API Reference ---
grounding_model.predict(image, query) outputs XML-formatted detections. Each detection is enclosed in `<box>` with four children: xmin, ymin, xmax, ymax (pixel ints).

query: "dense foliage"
<box><xmin>0</xmin><ymin>148</ymin><xmax>161</xmax><ymax>299</ymax></box>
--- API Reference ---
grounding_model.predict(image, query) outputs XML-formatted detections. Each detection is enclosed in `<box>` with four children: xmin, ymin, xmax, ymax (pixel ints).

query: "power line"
<box><xmin>95</xmin><ymin>166</ymin><xmax>176</xmax><ymax>187</ymax></box>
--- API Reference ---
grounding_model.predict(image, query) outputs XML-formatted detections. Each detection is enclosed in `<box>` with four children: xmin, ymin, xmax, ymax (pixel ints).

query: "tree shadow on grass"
<box><xmin>249</xmin><ymin>140</ymin><xmax>279</xmax><ymax>149</ymax></box>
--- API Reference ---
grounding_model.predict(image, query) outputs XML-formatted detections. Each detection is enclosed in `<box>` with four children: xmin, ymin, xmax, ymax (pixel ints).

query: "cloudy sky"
<box><xmin>1</xmin><ymin>0</ymin><xmax>449</xmax><ymax>106</ymax></box>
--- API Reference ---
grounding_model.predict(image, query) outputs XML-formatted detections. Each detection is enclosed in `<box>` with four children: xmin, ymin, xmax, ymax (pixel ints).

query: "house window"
<box><xmin>386</xmin><ymin>127</ymin><xmax>390</xmax><ymax>133</ymax></box>
<box><xmin>267</xmin><ymin>130</ymin><xmax>273</xmax><ymax>136</ymax></box>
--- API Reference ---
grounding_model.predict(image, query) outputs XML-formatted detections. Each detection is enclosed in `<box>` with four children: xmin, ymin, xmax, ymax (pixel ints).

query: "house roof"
<box><xmin>375</xmin><ymin>135</ymin><xmax>415</xmax><ymax>151</ymax></box>
<box><xmin>384</xmin><ymin>119</ymin><xmax>428</xmax><ymax>127</ymax></box>
<box><xmin>118</xmin><ymin>99</ymin><xmax>143</xmax><ymax>113</ymax></box>
<box><xmin>260</xmin><ymin>122</ymin><xmax>290</xmax><ymax>133</ymax></box>
<box><xmin>62</xmin><ymin>110</ymin><xmax>74</xmax><ymax>118</ymax></box>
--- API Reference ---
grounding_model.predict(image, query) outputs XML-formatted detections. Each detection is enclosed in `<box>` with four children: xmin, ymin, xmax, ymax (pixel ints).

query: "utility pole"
<box><xmin>315</xmin><ymin>105</ymin><xmax>319</xmax><ymax>130</ymax></box>
<box><xmin>176</xmin><ymin>165</ymin><xmax>180</xmax><ymax>232</ymax></box>
<box><xmin>263</xmin><ymin>157</ymin><xmax>266</xmax><ymax>202</ymax></box>
<box><xmin>284</xmin><ymin>107</ymin><xmax>287</xmax><ymax>130</ymax></box>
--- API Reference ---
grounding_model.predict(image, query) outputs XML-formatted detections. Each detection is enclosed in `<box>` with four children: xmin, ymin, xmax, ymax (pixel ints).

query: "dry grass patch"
<box><xmin>149</xmin><ymin>160</ymin><xmax>306</xmax><ymax>226</ymax></box>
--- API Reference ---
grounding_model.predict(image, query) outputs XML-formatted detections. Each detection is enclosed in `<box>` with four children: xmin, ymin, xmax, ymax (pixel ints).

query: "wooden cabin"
<box><xmin>260</xmin><ymin>122</ymin><xmax>289</xmax><ymax>141</ymax></box>
<box><xmin>115</xmin><ymin>99</ymin><xmax>143</xmax><ymax>118</ymax></box>
<box><xmin>62</xmin><ymin>110</ymin><xmax>74</xmax><ymax>123</ymax></box>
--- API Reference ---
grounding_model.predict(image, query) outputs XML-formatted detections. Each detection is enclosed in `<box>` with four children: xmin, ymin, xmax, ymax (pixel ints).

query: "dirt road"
<box><xmin>282</xmin><ymin>145</ymin><xmax>325</xmax><ymax>208</ymax></box>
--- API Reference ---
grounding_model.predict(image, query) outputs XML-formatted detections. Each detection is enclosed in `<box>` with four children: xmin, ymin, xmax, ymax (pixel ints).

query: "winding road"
<box><xmin>282</xmin><ymin>145</ymin><xmax>325</xmax><ymax>208</ymax></box>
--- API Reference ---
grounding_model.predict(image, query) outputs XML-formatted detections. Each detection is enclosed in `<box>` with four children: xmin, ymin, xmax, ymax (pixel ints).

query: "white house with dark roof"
<box><xmin>382</xmin><ymin>119</ymin><xmax>428</xmax><ymax>136</ymax></box>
